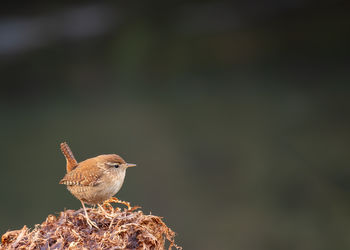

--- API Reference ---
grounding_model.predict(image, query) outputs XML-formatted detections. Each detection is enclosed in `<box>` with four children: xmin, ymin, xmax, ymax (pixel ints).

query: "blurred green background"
<box><xmin>1</xmin><ymin>1</ymin><xmax>350</xmax><ymax>249</ymax></box>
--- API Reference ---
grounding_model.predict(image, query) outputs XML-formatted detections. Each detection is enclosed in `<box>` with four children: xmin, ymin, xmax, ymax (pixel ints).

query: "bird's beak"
<box><xmin>126</xmin><ymin>163</ymin><xmax>136</xmax><ymax>168</ymax></box>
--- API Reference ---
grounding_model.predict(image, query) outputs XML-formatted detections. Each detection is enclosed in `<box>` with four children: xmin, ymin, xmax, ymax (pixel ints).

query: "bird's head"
<box><xmin>98</xmin><ymin>154</ymin><xmax>136</xmax><ymax>172</ymax></box>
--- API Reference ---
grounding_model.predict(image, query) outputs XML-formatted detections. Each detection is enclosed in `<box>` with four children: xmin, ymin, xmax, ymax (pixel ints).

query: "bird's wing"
<box><xmin>59</xmin><ymin>160</ymin><xmax>104</xmax><ymax>186</ymax></box>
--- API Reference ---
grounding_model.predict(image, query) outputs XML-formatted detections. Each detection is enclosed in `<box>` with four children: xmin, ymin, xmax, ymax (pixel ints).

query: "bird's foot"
<box><xmin>85</xmin><ymin>216</ymin><xmax>99</xmax><ymax>229</ymax></box>
<box><xmin>97</xmin><ymin>204</ymin><xmax>113</xmax><ymax>219</ymax></box>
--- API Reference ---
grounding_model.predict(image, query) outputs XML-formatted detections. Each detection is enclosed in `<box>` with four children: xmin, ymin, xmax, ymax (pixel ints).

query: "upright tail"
<box><xmin>60</xmin><ymin>142</ymin><xmax>78</xmax><ymax>172</ymax></box>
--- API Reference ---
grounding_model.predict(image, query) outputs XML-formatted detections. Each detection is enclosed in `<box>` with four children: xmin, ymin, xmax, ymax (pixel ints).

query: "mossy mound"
<box><xmin>1</xmin><ymin>206</ymin><xmax>181</xmax><ymax>249</ymax></box>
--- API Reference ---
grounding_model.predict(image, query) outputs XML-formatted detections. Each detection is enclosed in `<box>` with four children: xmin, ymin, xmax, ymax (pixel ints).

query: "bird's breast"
<box><xmin>98</xmin><ymin>169</ymin><xmax>126</xmax><ymax>199</ymax></box>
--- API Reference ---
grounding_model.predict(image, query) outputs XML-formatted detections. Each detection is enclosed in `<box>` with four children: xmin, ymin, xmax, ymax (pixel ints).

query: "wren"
<box><xmin>59</xmin><ymin>142</ymin><xmax>136</xmax><ymax>228</ymax></box>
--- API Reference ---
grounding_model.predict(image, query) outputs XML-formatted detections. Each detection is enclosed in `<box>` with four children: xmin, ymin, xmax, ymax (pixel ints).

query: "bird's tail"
<box><xmin>60</xmin><ymin>142</ymin><xmax>78</xmax><ymax>172</ymax></box>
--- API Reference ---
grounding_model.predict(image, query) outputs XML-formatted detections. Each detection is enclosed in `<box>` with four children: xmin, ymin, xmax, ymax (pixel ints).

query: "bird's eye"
<box><xmin>114</xmin><ymin>164</ymin><xmax>120</xmax><ymax>168</ymax></box>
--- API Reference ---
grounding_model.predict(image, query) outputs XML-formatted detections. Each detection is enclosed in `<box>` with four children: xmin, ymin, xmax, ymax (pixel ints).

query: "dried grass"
<box><xmin>1</xmin><ymin>205</ymin><xmax>181</xmax><ymax>250</ymax></box>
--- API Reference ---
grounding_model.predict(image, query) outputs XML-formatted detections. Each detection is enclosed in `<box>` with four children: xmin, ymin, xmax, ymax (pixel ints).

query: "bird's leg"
<box><xmin>80</xmin><ymin>200</ymin><xmax>99</xmax><ymax>229</ymax></box>
<box><xmin>104</xmin><ymin>197</ymin><xmax>140</xmax><ymax>211</ymax></box>
<box><xmin>97</xmin><ymin>204</ymin><xmax>113</xmax><ymax>219</ymax></box>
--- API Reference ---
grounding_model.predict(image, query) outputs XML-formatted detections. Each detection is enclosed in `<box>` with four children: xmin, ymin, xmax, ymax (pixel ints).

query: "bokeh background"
<box><xmin>1</xmin><ymin>1</ymin><xmax>349</xmax><ymax>249</ymax></box>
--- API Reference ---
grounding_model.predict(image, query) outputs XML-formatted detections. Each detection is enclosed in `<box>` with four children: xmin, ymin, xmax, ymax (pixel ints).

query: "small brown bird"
<box><xmin>59</xmin><ymin>142</ymin><xmax>136</xmax><ymax>228</ymax></box>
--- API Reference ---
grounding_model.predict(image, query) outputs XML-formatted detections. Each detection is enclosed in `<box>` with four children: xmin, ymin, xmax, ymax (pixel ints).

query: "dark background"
<box><xmin>1</xmin><ymin>1</ymin><xmax>350</xmax><ymax>249</ymax></box>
